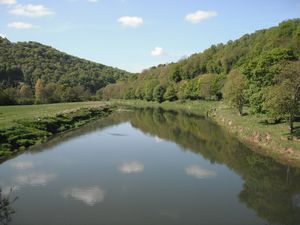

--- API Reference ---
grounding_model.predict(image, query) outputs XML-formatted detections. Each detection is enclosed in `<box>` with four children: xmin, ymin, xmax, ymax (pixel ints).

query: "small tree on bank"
<box><xmin>263</xmin><ymin>61</ymin><xmax>300</xmax><ymax>134</ymax></box>
<box><xmin>19</xmin><ymin>84</ymin><xmax>34</xmax><ymax>104</ymax></box>
<box><xmin>34</xmin><ymin>79</ymin><xmax>44</xmax><ymax>104</ymax></box>
<box><xmin>153</xmin><ymin>85</ymin><xmax>166</xmax><ymax>103</ymax></box>
<box><xmin>222</xmin><ymin>70</ymin><xmax>247</xmax><ymax>116</ymax></box>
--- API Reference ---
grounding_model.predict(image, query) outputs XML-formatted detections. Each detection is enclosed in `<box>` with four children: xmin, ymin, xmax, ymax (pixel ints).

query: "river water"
<box><xmin>0</xmin><ymin>108</ymin><xmax>299</xmax><ymax>225</ymax></box>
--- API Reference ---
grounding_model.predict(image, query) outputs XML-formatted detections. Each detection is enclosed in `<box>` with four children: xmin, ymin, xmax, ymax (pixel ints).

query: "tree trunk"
<box><xmin>289</xmin><ymin>115</ymin><xmax>294</xmax><ymax>134</ymax></box>
<box><xmin>238</xmin><ymin>105</ymin><xmax>243</xmax><ymax>116</ymax></box>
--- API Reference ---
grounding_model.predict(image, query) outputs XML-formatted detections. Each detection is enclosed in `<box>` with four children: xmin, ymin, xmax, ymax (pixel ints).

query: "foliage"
<box><xmin>18</xmin><ymin>84</ymin><xmax>34</xmax><ymax>105</ymax></box>
<box><xmin>243</xmin><ymin>48</ymin><xmax>297</xmax><ymax>113</ymax></box>
<box><xmin>222</xmin><ymin>70</ymin><xmax>248</xmax><ymax>115</ymax></box>
<box><xmin>263</xmin><ymin>61</ymin><xmax>300</xmax><ymax>133</ymax></box>
<box><xmin>153</xmin><ymin>85</ymin><xmax>166</xmax><ymax>103</ymax></box>
<box><xmin>0</xmin><ymin>188</ymin><xmax>17</xmax><ymax>225</ymax></box>
<box><xmin>100</xmin><ymin>19</ymin><xmax>300</xmax><ymax>109</ymax></box>
<box><xmin>0</xmin><ymin>37</ymin><xmax>133</xmax><ymax>105</ymax></box>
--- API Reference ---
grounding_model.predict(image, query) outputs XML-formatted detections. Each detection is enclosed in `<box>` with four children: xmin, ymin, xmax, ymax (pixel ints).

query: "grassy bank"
<box><xmin>113</xmin><ymin>100</ymin><xmax>300</xmax><ymax>167</ymax></box>
<box><xmin>0</xmin><ymin>102</ymin><xmax>113</xmax><ymax>157</ymax></box>
<box><xmin>0</xmin><ymin>101</ymin><xmax>109</xmax><ymax>129</ymax></box>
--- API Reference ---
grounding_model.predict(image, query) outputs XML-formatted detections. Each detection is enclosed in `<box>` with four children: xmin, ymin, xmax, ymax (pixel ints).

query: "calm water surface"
<box><xmin>1</xmin><ymin>108</ymin><xmax>300</xmax><ymax>225</ymax></box>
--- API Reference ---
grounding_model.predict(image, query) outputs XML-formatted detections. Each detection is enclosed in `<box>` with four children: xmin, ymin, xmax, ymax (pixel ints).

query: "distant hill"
<box><xmin>100</xmin><ymin>19</ymin><xmax>300</xmax><ymax>104</ymax></box>
<box><xmin>0</xmin><ymin>38</ymin><xmax>133</xmax><ymax>93</ymax></box>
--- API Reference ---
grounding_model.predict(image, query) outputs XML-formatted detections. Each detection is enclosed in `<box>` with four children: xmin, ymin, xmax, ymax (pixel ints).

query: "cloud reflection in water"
<box><xmin>119</xmin><ymin>161</ymin><xmax>144</xmax><ymax>174</ymax></box>
<box><xmin>185</xmin><ymin>165</ymin><xmax>216</xmax><ymax>179</ymax></box>
<box><xmin>11</xmin><ymin>161</ymin><xmax>34</xmax><ymax>170</ymax></box>
<box><xmin>14</xmin><ymin>172</ymin><xmax>56</xmax><ymax>186</ymax></box>
<box><xmin>63</xmin><ymin>186</ymin><xmax>105</xmax><ymax>206</ymax></box>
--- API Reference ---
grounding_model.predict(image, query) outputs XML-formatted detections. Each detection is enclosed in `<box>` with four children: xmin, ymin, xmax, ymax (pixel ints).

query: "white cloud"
<box><xmin>8</xmin><ymin>22</ymin><xmax>36</xmax><ymax>29</ymax></box>
<box><xmin>88</xmin><ymin>0</ymin><xmax>98</xmax><ymax>2</ymax></box>
<box><xmin>63</xmin><ymin>186</ymin><xmax>105</xmax><ymax>206</ymax></box>
<box><xmin>9</xmin><ymin>4</ymin><xmax>54</xmax><ymax>17</ymax></box>
<box><xmin>0</xmin><ymin>0</ymin><xmax>17</xmax><ymax>5</ymax></box>
<box><xmin>118</xmin><ymin>16</ymin><xmax>143</xmax><ymax>28</ymax></box>
<box><xmin>151</xmin><ymin>47</ymin><xmax>165</xmax><ymax>56</ymax></box>
<box><xmin>11</xmin><ymin>161</ymin><xmax>34</xmax><ymax>169</ymax></box>
<box><xmin>185</xmin><ymin>165</ymin><xmax>216</xmax><ymax>179</ymax></box>
<box><xmin>185</xmin><ymin>10</ymin><xmax>217</xmax><ymax>24</ymax></box>
<box><xmin>15</xmin><ymin>172</ymin><xmax>56</xmax><ymax>186</ymax></box>
<box><xmin>119</xmin><ymin>161</ymin><xmax>144</xmax><ymax>174</ymax></box>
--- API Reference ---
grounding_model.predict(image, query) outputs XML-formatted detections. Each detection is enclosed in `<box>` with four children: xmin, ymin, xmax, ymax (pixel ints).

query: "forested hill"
<box><xmin>100</xmin><ymin>19</ymin><xmax>300</xmax><ymax>106</ymax></box>
<box><xmin>0</xmin><ymin>37</ymin><xmax>132</xmax><ymax>94</ymax></box>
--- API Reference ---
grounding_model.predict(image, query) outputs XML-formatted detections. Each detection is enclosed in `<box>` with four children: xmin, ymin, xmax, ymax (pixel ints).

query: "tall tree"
<box><xmin>34</xmin><ymin>79</ymin><xmax>44</xmax><ymax>104</ymax></box>
<box><xmin>263</xmin><ymin>61</ymin><xmax>300</xmax><ymax>134</ymax></box>
<box><xmin>222</xmin><ymin>70</ymin><xmax>248</xmax><ymax>116</ymax></box>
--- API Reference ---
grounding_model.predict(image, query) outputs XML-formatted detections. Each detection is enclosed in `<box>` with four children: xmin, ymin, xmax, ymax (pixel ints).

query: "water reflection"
<box><xmin>119</xmin><ymin>161</ymin><xmax>144</xmax><ymax>174</ymax></box>
<box><xmin>0</xmin><ymin>188</ymin><xmax>17</xmax><ymax>225</ymax></box>
<box><xmin>116</xmin><ymin>108</ymin><xmax>300</xmax><ymax>225</ymax></box>
<box><xmin>185</xmin><ymin>165</ymin><xmax>217</xmax><ymax>179</ymax></box>
<box><xmin>63</xmin><ymin>186</ymin><xmax>105</xmax><ymax>206</ymax></box>
<box><xmin>108</xmin><ymin>133</ymin><xmax>128</xmax><ymax>137</ymax></box>
<box><xmin>1</xmin><ymin>107</ymin><xmax>300</xmax><ymax>225</ymax></box>
<box><xmin>1</xmin><ymin>186</ymin><xmax>19</xmax><ymax>196</ymax></box>
<box><xmin>293</xmin><ymin>194</ymin><xmax>300</xmax><ymax>208</ymax></box>
<box><xmin>14</xmin><ymin>172</ymin><xmax>56</xmax><ymax>187</ymax></box>
<box><xmin>10</xmin><ymin>161</ymin><xmax>34</xmax><ymax>170</ymax></box>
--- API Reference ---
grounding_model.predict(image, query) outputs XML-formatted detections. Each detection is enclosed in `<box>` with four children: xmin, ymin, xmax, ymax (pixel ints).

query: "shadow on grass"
<box><xmin>258</xmin><ymin>119</ymin><xmax>284</xmax><ymax>126</ymax></box>
<box><xmin>282</xmin><ymin>126</ymin><xmax>300</xmax><ymax>138</ymax></box>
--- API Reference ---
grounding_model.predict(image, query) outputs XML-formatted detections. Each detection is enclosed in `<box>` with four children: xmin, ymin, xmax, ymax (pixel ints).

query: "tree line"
<box><xmin>0</xmin><ymin>37</ymin><xmax>133</xmax><ymax>105</ymax></box>
<box><xmin>99</xmin><ymin>19</ymin><xmax>300</xmax><ymax>133</ymax></box>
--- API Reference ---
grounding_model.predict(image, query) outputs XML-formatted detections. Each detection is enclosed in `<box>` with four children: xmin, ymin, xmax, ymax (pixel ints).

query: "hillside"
<box><xmin>100</xmin><ymin>19</ymin><xmax>300</xmax><ymax>106</ymax></box>
<box><xmin>0</xmin><ymin>38</ymin><xmax>133</xmax><ymax>104</ymax></box>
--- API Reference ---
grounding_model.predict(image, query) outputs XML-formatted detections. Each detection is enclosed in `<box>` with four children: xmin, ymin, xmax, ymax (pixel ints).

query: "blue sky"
<box><xmin>0</xmin><ymin>0</ymin><xmax>299</xmax><ymax>72</ymax></box>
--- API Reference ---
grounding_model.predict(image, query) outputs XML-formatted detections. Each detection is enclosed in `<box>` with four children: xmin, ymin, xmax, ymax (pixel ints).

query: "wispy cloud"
<box><xmin>151</xmin><ymin>47</ymin><xmax>166</xmax><ymax>56</ymax></box>
<box><xmin>118</xmin><ymin>16</ymin><xmax>144</xmax><ymax>28</ymax></box>
<box><xmin>185</xmin><ymin>10</ymin><xmax>217</xmax><ymax>24</ymax></box>
<box><xmin>0</xmin><ymin>0</ymin><xmax>17</xmax><ymax>5</ymax></box>
<box><xmin>88</xmin><ymin>0</ymin><xmax>98</xmax><ymax>3</ymax></box>
<box><xmin>9</xmin><ymin>4</ymin><xmax>54</xmax><ymax>17</ymax></box>
<box><xmin>8</xmin><ymin>22</ymin><xmax>37</xmax><ymax>29</ymax></box>
<box><xmin>119</xmin><ymin>161</ymin><xmax>144</xmax><ymax>174</ymax></box>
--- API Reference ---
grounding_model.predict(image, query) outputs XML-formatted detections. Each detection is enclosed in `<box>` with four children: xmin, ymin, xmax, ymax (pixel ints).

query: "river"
<box><xmin>0</xmin><ymin>108</ymin><xmax>299</xmax><ymax>225</ymax></box>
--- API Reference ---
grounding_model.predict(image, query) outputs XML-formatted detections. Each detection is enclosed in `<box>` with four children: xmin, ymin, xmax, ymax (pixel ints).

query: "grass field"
<box><xmin>0</xmin><ymin>102</ymin><xmax>113</xmax><ymax>157</ymax></box>
<box><xmin>0</xmin><ymin>101</ymin><xmax>107</xmax><ymax>129</ymax></box>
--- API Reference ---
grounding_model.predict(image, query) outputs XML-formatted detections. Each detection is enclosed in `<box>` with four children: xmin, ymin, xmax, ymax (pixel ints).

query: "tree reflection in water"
<box><xmin>125</xmin><ymin>107</ymin><xmax>300</xmax><ymax>225</ymax></box>
<box><xmin>6</xmin><ymin>107</ymin><xmax>300</xmax><ymax>225</ymax></box>
<box><xmin>0</xmin><ymin>188</ymin><xmax>17</xmax><ymax>225</ymax></box>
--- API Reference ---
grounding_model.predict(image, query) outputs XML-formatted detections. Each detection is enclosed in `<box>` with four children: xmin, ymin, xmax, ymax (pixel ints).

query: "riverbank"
<box><xmin>0</xmin><ymin>102</ymin><xmax>113</xmax><ymax>158</ymax></box>
<box><xmin>113</xmin><ymin>100</ymin><xmax>300</xmax><ymax>168</ymax></box>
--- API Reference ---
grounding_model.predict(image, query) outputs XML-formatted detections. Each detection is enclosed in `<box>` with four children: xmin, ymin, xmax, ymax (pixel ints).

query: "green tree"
<box><xmin>170</xmin><ymin>65</ymin><xmax>182</xmax><ymax>82</ymax></box>
<box><xmin>222</xmin><ymin>70</ymin><xmax>247</xmax><ymax>115</ymax></box>
<box><xmin>144</xmin><ymin>81</ymin><xmax>159</xmax><ymax>101</ymax></box>
<box><xmin>18</xmin><ymin>84</ymin><xmax>34</xmax><ymax>104</ymax></box>
<box><xmin>153</xmin><ymin>85</ymin><xmax>166</xmax><ymax>103</ymax></box>
<box><xmin>243</xmin><ymin>48</ymin><xmax>296</xmax><ymax>113</ymax></box>
<box><xmin>263</xmin><ymin>61</ymin><xmax>300</xmax><ymax>133</ymax></box>
<box><xmin>43</xmin><ymin>83</ymin><xmax>61</xmax><ymax>103</ymax></box>
<box><xmin>164</xmin><ymin>84</ymin><xmax>177</xmax><ymax>101</ymax></box>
